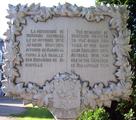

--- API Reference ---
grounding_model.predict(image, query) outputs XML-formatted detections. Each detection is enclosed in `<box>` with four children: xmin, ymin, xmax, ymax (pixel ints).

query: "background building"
<box><xmin>0</xmin><ymin>38</ymin><xmax>4</xmax><ymax>96</ymax></box>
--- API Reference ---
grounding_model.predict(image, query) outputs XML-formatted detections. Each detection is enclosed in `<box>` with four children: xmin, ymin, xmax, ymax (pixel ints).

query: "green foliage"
<box><xmin>78</xmin><ymin>108</ymin><xmax>109</xmax><ymax>120</ymax></box>
<box><xmin>96</xmin><ymin>0</ymin><xmax>128</xmax><ymax>5</ymax></box>
<box><xmin>93</xmin><ymin>108</ymin><xmax>109</xmax><ymax>120</ymax></box>
<box><xmin>124</xmin><ymin>109</ymin><xmax>135</xmax><ymax>120</ymax></box>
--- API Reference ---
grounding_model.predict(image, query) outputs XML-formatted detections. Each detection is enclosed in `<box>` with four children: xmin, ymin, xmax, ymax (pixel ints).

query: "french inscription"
<box><xmin>25</xmin><ymin>29</ymin><xmax>65</xmax><ymax>68</ymax></box>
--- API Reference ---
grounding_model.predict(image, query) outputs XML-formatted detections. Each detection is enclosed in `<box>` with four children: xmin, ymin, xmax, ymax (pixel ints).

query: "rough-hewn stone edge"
<box><xmin>2</xmin><ymin>3</ymin><xmax>132</xmax><ymax>109</ymax></box>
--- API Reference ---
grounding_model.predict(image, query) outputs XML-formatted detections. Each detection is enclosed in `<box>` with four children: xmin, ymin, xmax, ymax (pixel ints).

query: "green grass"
<box><xmin>12</xmin><ymin>106</ymin><xmax>54</xmax><ymax>120</ymax></box>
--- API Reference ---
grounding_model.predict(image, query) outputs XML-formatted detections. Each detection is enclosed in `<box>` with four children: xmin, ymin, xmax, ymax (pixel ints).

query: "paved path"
<box><xmin>0</xmin><ymin>96</ymin><xmax>27</xmax><ymax>120</ymax></box>
<box><xmin>0</xmin><ymin>116</ymin><xmax>16</xmax><ymax>120</ymax></box>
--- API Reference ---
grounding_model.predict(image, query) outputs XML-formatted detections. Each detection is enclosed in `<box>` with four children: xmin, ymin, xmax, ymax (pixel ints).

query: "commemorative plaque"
<box><xmin>2</xmin><ymin>3</ymin><xmax>132</xmax><ymax>120</ymax></box>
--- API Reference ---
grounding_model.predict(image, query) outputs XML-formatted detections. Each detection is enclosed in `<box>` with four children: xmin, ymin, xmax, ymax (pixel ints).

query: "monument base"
<box><xmin>50</xmin><ymin>108</ymin><xmax>80</xmax><ymax>120</ymax></box>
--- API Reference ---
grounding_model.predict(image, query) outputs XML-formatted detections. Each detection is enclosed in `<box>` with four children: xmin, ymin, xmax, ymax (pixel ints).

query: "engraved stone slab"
<box><xmin>2</xmin><ymin>3</ymin><xmax>132</xmax><ymax>120</ymax></box>
<box><xmin>18</xmin><ymin>17</ymin><xmax>115</xmax><ymax>85</ymax></box>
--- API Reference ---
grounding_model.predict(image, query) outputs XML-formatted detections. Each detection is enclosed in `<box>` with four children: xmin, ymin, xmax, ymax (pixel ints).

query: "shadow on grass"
<box><xmin>13</xmin><ymin>107</ymin><xmax>54</xmax><ymax>119</ymax></box>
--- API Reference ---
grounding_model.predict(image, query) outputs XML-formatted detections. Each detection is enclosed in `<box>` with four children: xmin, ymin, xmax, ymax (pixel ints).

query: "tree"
<box><xmin>96</xmin><ymin>0</ymin><xmax>128</xmax><ymax>5</ymax></box>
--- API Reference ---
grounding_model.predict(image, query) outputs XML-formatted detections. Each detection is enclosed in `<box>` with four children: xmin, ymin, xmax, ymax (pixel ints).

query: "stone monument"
<box><xmin>2</xmin><ymin>3</ymin><xmax>132</xmax><ymax>120</ymax></box>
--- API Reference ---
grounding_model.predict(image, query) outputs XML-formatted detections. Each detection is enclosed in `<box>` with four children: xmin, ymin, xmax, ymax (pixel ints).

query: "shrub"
<box><xmin>78</xmin><ymin>108</ymin><xmax>109</xmax><ymax>120</ymax></box>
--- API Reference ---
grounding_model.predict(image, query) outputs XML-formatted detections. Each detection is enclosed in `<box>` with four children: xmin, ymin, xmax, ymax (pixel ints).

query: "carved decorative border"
<box><xmin>2</xmin><ymin>3</ymin><xmax>132</xmax><ymax>109</ymax></box>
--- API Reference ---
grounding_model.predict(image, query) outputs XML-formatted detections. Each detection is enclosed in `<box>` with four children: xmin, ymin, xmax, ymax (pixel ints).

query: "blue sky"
<box><xmin>0</xmin><ymin>0</ymin><xmax>95</xmax><ymax>38</ymax></box>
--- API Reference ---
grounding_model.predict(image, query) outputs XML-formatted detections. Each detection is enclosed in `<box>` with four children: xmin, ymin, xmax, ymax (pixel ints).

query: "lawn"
<box><xmin>12</xmin><ymin>106</ymin><xmax>54</xmax><ymax>120</ymax></box>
